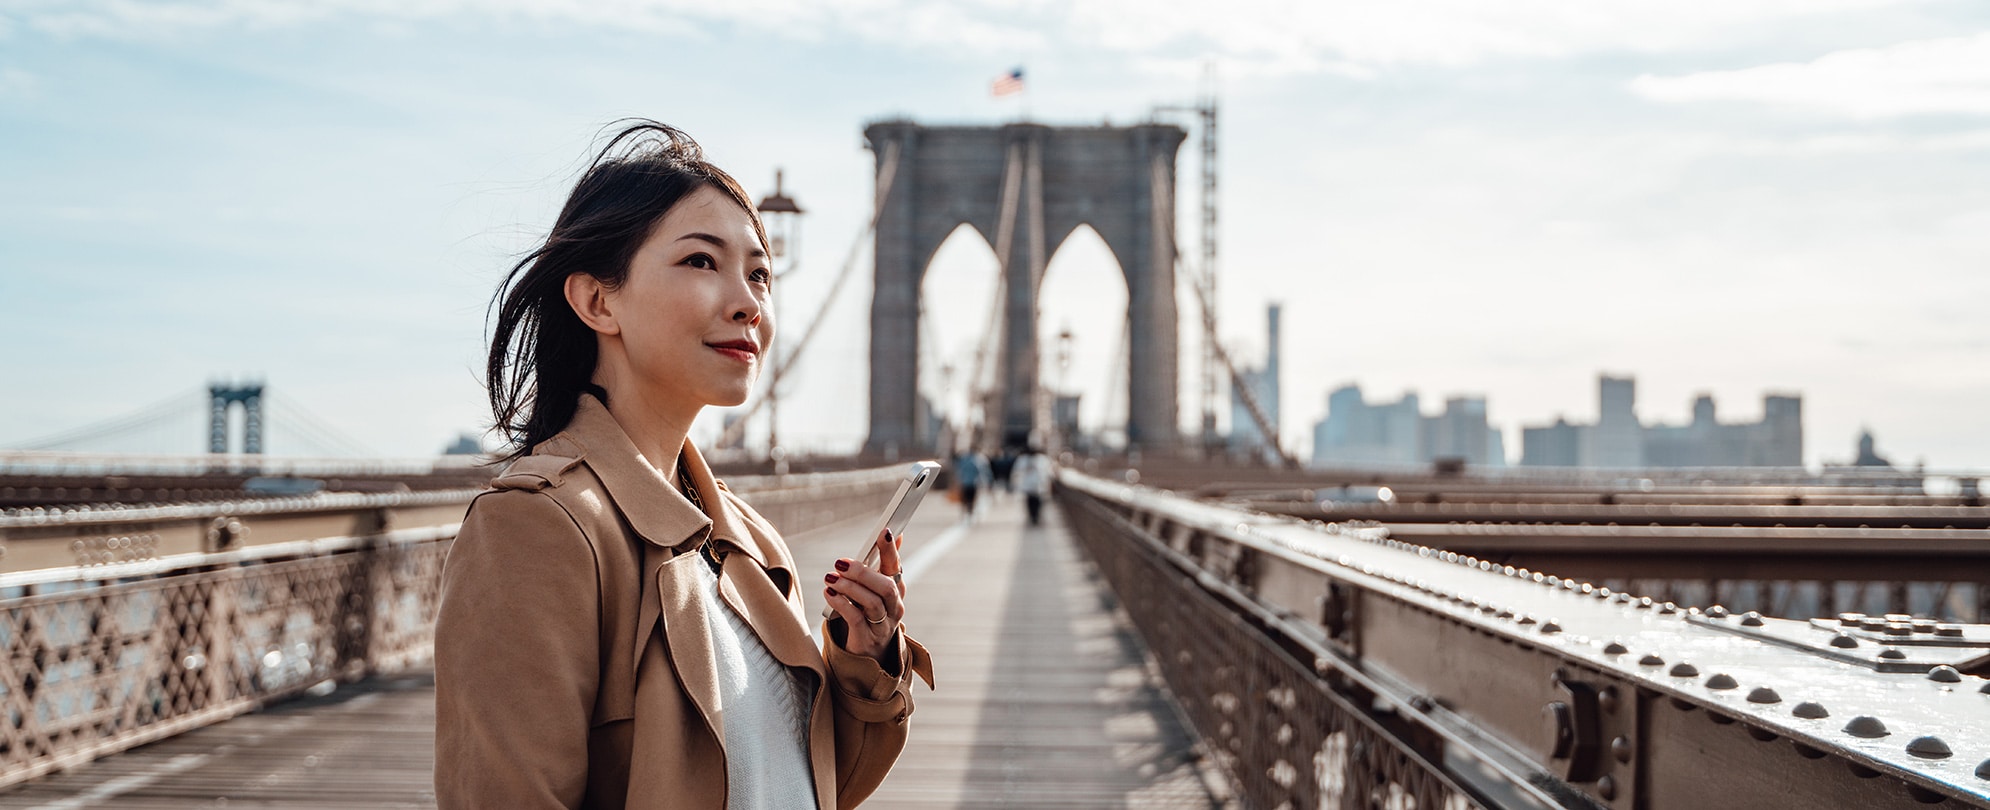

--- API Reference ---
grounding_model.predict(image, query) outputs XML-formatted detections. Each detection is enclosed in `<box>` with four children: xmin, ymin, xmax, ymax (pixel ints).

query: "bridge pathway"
<box><xmin>0</xmin><ymin>492</ymin><xmax>1217</xmax><ymax>808</ymax></box>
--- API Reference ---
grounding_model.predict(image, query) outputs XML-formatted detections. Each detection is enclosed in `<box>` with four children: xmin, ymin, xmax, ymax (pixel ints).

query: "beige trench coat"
<box><xmin>434</xmin><ymin>396</ymin><xmax>934</xmax><ymax>808</ymax></box>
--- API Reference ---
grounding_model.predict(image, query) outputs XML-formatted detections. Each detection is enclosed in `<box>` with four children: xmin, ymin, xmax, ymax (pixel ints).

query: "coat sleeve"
<box><xmin>433</xmin><ymin>489</ymin><xmax>601</xmax><ymax>809</ymax></box>
<box><xmin>821</xmin><ymin>619</ymin><xmax>935</xmax><ymax>807</ymax></box>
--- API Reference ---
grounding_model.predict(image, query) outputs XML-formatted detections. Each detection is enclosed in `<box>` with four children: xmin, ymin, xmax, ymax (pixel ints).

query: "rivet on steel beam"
<box><xmin>1928</xmin><ymin>666</ymin><xmax>1962</xmax><ymax>683</ymax></box>
<box><xmin>1497</xmin><ymin>609</ymin><xmax>1516</xmax><ymax>619</ymax></box>
<box><xmin>1740</xmin><ymin>611</ymin><xmax>1765</xmax><ymax>626</ymax></box>
<box><xmin>1603</xmin><ymin>641</ymin><xmax>1629</xmax><ymax>655</ymax></box>
<box><xmin>1792</xmin><ymin>702</ymin><xmax>1829</xmax><ymax>719</ymax></box>
<box><xmin>1540</xmin><ymin>621</ymin><xmax>1562</xmax><ymax>635</ymax></box>
<box><xmin>1911</xmin><ymin>619</ymin><xmax>1936</xmax><ymax>634</ymax></box>
<box><xmin>1580</xmin><ymin>583</ymin><xmax>1595</xmax><ymax>594</ymax></box>
<box><xmin>1639</xmin><ymin>654</ymin><xmax>1664</xmax><ymax>667</ymax></box>
<box><xmin>1545</xmin><ymin>575</ymin><xmax>1561</xmax><ymax>586</ymax></box>
<box><xmin>1976</xmin><ymin>758</ymin><xmax>1990</xmax><ymax>780</ymax></box>
<box><xmin>1837</xmin><ymin>612</ymin><xmax>1865</xmax><ymax>625</ymax></box>
<box><xmin>1706</xmin><ymin>605</ymin><xmax>1730</xmax><ymax>618</ymax></box>
<box><xmin>1670</xmin><ymin>663</ymin><xmax>1699</xmax><ymax>677</ymax></box>
<box><xmin>1597</xmin><ymin>775</ymin><xmax>1617</xmax><ymax>801</ymax></box>
<box><xmin>1935</xmin><ymin>623</ymin><xmax>1964</xmax><ymax>638</ymax></box>
<box><xmin>1884</xmin><ymin>623</ymin><xmax>1912</xmax><ymax>636</ymax></box>
<box><xmin>1885</xmin><ymin>613</ymin><xmax>1912</xmax><ymax>623</ymax></box>
<box><xmin>1611</xmin><ymin>592</ymin><xmax>1631</xmax><ymax>603</ymax></box>
<box><xmin>1597</xmin><ymin>587</ymin><xmax>1613</xmax><ymax>598</ymax></box>
<box><xmin>1610</xmin><ymin>736</ymin><xmax>1632</xmax><ymax>764</ymax></box>
<box><xmin>1842</xmin><ymin>716</ymin><xmax>1888</xmax><ymax>738</ymax></box>
<box><xmin>1659</xmin><ymin>602</ymin><xmax>1678</xmax><ymax>614</ymax></box>
<box><xmin>1829</xmin><ymin>634</ymin><xmax>1859</xmax><ymax>649</ymax></box>
<box><xmin>1637</xmin><ymin>596</ymin><xmax>1654</xmax><ymax>609</ymax></box>
<box><xmin>1501</xmin><ymin>565</ymin><xmax>1515</xmax><ymax>576</ymax></box>
<box><xmin>1906</xmin><ymin>736</ymin><xmax>1952</xmax><ymax>760</ymax></box>
<box><xmin>1878</xmin><ymin>648</ymin><xmax>1907</xmax><ymax>660</ymax></box>
<box><xmin>1517</xmin><ymin>615</ymin><xmax>1537</xmax><ymax>625</ymax></box>
<box><xmin>1705</xmin><ymin>673</ymin><xmax>1739</xmax><ymax>690</ymax></box>
<box><xmin>1746</xmin><ymin>687</ymin><xmax>1781</xmax><ymax>704</ymax></box>
<box><xmin>1980</xmin><ymin>681</ymin><xmax>1990</xmax><ymax>695</ymax></box>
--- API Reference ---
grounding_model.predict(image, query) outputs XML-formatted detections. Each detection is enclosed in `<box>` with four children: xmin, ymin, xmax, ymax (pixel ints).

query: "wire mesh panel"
<box><xmin>0</xmin><ymin>537</ymin><xmax>450</xmax><ymax>788</ymax></box>
<box><xmin>1061</xmin><ymin>490</ymin><xmax>1484</xmax><ymax>810</ymax></box>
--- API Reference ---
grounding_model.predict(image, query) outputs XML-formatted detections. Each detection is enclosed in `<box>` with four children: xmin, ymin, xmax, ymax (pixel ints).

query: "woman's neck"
<box><xmin>593</xmin><ymin>378</ymin><xmax>699</xmax><ymax>486</ymax></box>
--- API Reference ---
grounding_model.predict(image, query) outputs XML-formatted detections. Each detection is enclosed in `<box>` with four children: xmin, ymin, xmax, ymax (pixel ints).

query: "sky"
<box><xmin>1</xmin><ymin>0</ymin><xmax>1987</xmax><ymax>470</ymax></box>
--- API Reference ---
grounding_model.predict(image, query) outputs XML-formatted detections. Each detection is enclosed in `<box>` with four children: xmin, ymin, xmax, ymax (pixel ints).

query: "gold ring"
<box><xmin>866</xmin><ymin>613</ymin><xmax>887</xmax><ymax>625</ymax></box>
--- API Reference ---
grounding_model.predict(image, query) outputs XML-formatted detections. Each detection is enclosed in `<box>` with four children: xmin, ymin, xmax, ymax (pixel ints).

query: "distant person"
<box><xmin>1013</xmin><ymin>446</ymin><xmax>1052</xmax><ymax>526</ymax></box>
<box><xmin>991</xmin><ymin>450</ymin><xmax>1016</xmax><ymax>498</ymax></box>
<box><xmin>956</xmin><ymin>449</ymin><xmax>991</xmax><ymax>520</ymax></box>
<box><xmin>435</xmin><ymin>120</ymin><xmax>931</xmax><ymax>809</ymax></box>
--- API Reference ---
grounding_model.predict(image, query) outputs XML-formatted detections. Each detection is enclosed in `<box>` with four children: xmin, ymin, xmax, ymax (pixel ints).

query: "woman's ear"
<box><xmin>564</xmin><ymin>273</ymin><xmax>621</xmax><ymax>336</ymax></box>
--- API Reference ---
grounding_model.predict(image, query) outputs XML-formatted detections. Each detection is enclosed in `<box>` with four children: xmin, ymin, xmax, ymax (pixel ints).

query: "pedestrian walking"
<box><xmin>955</xmin><ymin>449</ymin><xmax>991</xmax><ymax>520</ymax></box>
<box><xmin>1013</xmin><ymin>446</ymin><xmax>1051</xmax><ymax>527</ymax></box>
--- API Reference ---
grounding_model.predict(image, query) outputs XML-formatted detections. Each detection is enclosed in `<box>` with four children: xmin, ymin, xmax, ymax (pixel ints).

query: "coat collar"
<box><xmin>543</xmin><ymin>395</ymin><xmax>825</xmax><ymax>730</ymax></box>
<box><xmin>539</xmin><ymin>394</ymin><xmax>771</xmax><ymax>570</ymax></box>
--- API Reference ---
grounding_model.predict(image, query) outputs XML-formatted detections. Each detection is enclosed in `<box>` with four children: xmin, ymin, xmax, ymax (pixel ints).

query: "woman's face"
<box><xmin>603</xmin><ymin>184</ymin><xmax>775</xmax><ymax>412</ymax></box>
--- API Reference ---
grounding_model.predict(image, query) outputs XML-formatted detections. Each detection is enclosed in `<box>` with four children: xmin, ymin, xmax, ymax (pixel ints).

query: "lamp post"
<box><xmin>756</xmin><ymin>169</ymin><xmax>804</xmax><ymax>468</ymax></box>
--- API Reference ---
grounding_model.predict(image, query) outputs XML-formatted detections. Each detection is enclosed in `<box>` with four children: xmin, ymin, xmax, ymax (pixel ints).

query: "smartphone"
<box><xmin>823</xmin><ymin>460</ymin><xmax>940</xmax><ymax>618</ymax></box>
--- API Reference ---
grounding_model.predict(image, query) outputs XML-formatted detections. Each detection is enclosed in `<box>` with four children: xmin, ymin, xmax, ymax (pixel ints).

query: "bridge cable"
<box><xmin>959</xmin><ymin>139</ymin><xmax>1026</xmax><ymax>452</ymax></box>
<box><xmin>4</xmin><ymin>387</ymin><xmax>207</xmax><ymax>452</ymax></box>
<box><xmin>716</xmin><ymin>139</ymin><xmax>903</xmax><ymax>450</ymax></box>
<box><xmin>264</xmin><ymin>392</ymin><xmax>380</xmax><ymax>457</ymax></box>
<box><xmin>1174</xmin><ymin>250</ymin><xmax>1299</xmax><ymax>470</ymax></box>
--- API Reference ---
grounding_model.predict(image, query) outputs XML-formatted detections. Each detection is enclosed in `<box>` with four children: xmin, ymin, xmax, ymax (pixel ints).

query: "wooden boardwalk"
<box><xmin>0</xmin><ymin>495</ymin><xmax>1218</xmax><ymax>808</ymax></box>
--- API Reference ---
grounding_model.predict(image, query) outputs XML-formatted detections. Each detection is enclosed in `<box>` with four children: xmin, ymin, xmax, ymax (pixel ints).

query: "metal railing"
<box><xmin>0</xmin><ymin>464</ymin><xmax>906</xmax><ymax>790</ymax></box>
<box><xmin>1057</xmin><ymin>470</ymin><xmax>1990</xmax><ymax>810</ymax></box>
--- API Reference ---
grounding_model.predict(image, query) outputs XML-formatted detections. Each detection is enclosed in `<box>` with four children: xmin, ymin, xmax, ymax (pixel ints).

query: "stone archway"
<box><xmin>862</xmin><ymin>120</ymin><xmax>1187</xmax><ymax>457</ymax></box>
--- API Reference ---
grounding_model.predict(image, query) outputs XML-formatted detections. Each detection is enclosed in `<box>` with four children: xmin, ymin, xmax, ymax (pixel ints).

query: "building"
<box><xmin>1311</xmin><ymin>386</ymin><xmax>1506</xmax><ymax>468</ymax></box>
<box><xmin>1229</xmin><ymin>304</ymin><xmax>1282</xmax><ymax>461</ymax></box>
<box><xmin>1520</xmin><ymin>417</ymin><xmax>1581</xmax><ymax>467</ymax></box>
<box><xmin>1519</xmin><ymin>374</ymin><xmax>1803</xmax><ymax>468</ymax></box>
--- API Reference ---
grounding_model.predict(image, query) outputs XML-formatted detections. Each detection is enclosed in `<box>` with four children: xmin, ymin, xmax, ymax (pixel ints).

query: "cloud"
<box><xmin>5</xmin><ymin>0</ymin><xmax>1925</xmax><ymax>72</ymax></box>
<box><xmin>1631</xmin><ymin>32</ymin><xmax>1990</xmax><ymax>117</ymax></box>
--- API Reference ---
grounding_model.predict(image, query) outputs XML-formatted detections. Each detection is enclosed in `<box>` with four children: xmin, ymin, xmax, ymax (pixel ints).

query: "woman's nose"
<box><xmin>731</xmin><ymin>288</ymin><xmax>763</xmax><ymax>326</ymax></box>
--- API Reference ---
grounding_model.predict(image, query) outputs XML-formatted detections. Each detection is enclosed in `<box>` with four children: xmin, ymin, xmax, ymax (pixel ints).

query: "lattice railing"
<box><xmin>1060</xmin><ymin>490</ymin><xmax>1486</xmax><ymax>810</ymax></box>
<box><xmin>0</xmin><ymin>531</ymin><xmax>449</xmax><ymax>788</ymax></box>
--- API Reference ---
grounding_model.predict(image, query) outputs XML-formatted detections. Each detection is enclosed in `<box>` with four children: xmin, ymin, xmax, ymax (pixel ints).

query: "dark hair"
<box><xmin>485</xmin><ymin>120</ymin><xmax>769</xmax><ymax>462</ymax></box>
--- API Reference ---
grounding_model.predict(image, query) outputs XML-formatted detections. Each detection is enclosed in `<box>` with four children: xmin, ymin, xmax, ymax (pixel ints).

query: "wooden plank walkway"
<box><xmin>0</xmin><ymin>494</ymin><xmax>1218</xmax><ymax>808</ymax></box>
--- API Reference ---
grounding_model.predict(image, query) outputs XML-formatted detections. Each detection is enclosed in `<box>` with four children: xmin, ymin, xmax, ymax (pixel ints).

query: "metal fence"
<box><xmin>1057</xmin><ymin>470</ymin><xmax>1990</xmax><ymax>810</ymax></box>
<box><xmin>1064</xmin><ymin>492</ymin><xmax>1486</xmax><ymax>809</ymax></box>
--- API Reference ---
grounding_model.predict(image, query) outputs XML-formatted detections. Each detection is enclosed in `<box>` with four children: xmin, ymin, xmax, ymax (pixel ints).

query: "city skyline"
<box><xmin>3</xmin><ymin>2</ymin><xmax>1988</xmax><ymax>469</ymax></box>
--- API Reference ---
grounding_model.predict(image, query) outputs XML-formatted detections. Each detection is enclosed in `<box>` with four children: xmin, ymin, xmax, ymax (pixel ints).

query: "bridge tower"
<box><xmin>208</xmin><ymin>382</ymin><xmax>264</xmax><ymax>454</ymax></box>
<box><xmin>862</xmin><ymin>120</ymin><xmax>1187</xmax><ymax>457</ymax></box>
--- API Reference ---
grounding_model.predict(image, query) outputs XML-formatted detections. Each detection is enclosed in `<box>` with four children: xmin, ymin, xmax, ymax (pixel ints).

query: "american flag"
<box><xmin>991</xmin><ymin>68</ymin><xmax>1024</xmax><ymax>97</ymax></box>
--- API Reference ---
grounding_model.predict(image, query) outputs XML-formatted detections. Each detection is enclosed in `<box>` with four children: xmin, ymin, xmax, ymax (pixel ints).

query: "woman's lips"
<box><xmin>708</xmin><ymin>342</ymin><xmax>758</xmax><ymax>363</ymax></box>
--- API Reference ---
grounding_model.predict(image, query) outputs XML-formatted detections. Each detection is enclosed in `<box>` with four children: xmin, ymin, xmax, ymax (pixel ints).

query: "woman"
<box><xmin>434</xmin><ymin>121</ymin><xmax>932</xmax><ymax>809</ymax></box>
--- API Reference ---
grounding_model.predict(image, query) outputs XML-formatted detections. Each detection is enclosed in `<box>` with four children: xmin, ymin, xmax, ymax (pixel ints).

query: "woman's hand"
<box><xmin>823</xmin><ymin>529</ymin><xmax>907</xmax><ymax>660</ymax></box>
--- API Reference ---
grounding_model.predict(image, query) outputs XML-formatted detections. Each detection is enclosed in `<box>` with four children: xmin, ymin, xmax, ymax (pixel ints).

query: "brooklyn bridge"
<box><xmin>2</xmin><ymin>119</ymin><xmax>1987</xmax><ymax>809</ymax></box>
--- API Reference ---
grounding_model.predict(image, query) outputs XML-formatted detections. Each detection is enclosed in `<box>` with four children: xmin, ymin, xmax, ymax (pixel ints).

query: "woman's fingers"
<box><xmin>878</xmin><ymin>530</ymin><xmax>904</xmax><ymax>578</ymax></box>
<box><xmin>823</xmin><ymin>586</ymin><xmax>870</xmax><ymax>632</ymax></box>
<box><xmin>832</xmin><ymin>555</ymin><xmax>904</xmax><ymax>618</ymax></box>
<box><xmin>826</xmin><ymin>570</ymin><xmax>888</xmax><ymax>620</ymax></box>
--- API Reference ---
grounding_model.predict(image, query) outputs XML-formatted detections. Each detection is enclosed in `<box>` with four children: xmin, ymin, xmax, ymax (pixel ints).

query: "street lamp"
<box><xmin>756</xmin><ymin>169</ymin><xmax>804</xmax><ymax>467</ymax></box>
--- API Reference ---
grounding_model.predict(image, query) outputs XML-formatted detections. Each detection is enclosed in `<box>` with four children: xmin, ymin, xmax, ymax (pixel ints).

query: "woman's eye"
<box><xmin>685</xmin><ymin>253</ymin><xmax>715</xmax><ymax>270</ymax></box>
<box><xmin>750</xmin><ymin>268</ymin><xmax>772</xmax><ymax>284</ymax></box>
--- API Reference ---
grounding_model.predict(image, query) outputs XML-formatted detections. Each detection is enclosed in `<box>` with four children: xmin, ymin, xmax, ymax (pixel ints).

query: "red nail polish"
<box><xmin>824</xmin><ymin>573</ymin><xmax>839</xmax><ymax>584</ymax></box>
<box><xmin>834</xmin><ymin>559</ymin><xmax>850</xmax><ymax>572</ymax></box>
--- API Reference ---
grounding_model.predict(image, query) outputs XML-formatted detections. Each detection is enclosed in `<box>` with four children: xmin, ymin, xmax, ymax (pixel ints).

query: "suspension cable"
<box><xmin>716</xmin><ymin>139</ymin><xmax>903</xmax><ymax>450</ymax></box>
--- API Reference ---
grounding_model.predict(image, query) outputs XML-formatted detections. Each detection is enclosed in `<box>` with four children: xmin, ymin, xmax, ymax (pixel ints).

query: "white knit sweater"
<box><xmin>694</xmin><ymin>561</ymin><xmax>820</xmax><ymax>810</ymax></box>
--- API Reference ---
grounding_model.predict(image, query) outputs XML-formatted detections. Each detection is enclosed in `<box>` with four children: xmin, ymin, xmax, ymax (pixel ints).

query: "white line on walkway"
<box><xmin>899</xmin><ymin>518</ymin><xmax>971</xmax><ymax>586</ymax></box>
<box><xmin>33</xmin><ymin>752</ymin><xmax>212</xmax><ymax>810</ymax></box>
